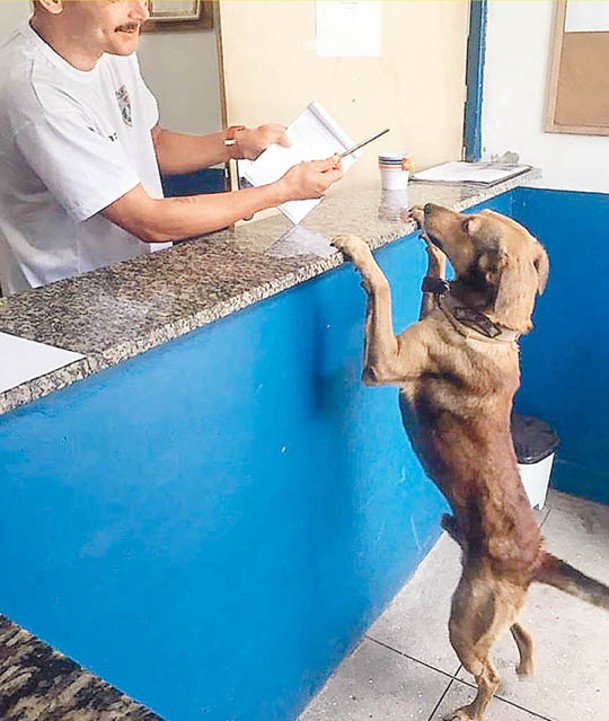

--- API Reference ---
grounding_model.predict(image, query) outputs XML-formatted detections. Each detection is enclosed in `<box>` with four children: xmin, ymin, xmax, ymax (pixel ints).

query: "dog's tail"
<box><xmin>534</xmin><ymin>552</ymin><xmax>609</xmax><ymax>611</ymax></box>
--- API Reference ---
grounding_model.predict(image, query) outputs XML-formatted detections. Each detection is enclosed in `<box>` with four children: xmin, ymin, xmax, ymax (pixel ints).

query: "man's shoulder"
<box><xmin>0</xmin><ymin>32</ymin><xmax>41</xmax><ymax>120</ymax></box>
<box><xmin>0</xmin><ymin>34</ymin><xmax>96</xmax><ymax>129</ymax></box>
<box><xmin>0</xmin><ymin>25</ymin><xmax>56</xmax><ymax>107</ymax></box>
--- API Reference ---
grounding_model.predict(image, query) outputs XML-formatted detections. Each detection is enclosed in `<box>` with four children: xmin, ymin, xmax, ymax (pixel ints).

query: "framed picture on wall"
<box><xmin>143</xmin><ymin>1</ymin><xmax>213</xmax><ymax>32</ymax></box>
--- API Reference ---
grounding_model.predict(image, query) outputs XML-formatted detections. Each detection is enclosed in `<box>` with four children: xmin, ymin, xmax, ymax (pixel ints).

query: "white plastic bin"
<box><xmin>512</xmin><ymin>414</ymin><xmax>560</xmax><ymax>510</ymax></box>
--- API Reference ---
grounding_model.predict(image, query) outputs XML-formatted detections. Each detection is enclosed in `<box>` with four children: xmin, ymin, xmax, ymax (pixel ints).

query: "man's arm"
<box><xmin>151</xmin><ymin>124</ymin><xmax>290</xmax><ymax>175</ymax></box>
<box><xmin>102</xmin><ymin>156</ymin><xmax>343</xmax><ymax>242</ymax></box>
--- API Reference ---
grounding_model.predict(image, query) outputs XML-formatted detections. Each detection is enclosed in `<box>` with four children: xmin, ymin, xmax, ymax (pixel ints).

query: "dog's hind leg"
<box><xmin>510</xmin><ymin>622</ymin><xmax>534</xmax><ymax>676</ymax></box>
<box><xmin>446</xmin><ymin>569</ymin><xmax>525</xmax><ymax>721</ymax></box>
<box><xmin>447</xmin><ymin>597</ymin><xmax>500</xmax><ymax>719</ymax></box>
<box><xmin>443</xmin><ymin>657</ymin><xmax>500</xmax><ymax>721</ymax></box>
<box><xmin>440</xmin><ymin>522</ymin><xmax>534</xmax><ymax>679</ymax></box>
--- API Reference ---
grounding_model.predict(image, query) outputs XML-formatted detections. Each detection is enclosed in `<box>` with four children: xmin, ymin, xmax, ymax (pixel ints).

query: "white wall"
<box><xmin>0</xmin><ymin>1</ymin><xmax>222</xmax><ymax>136</ymax></box>
<box><xmin>138</xmin><ymin>30</ymin><xmax>222</xmax><ymax>136</ymax></box>
<box><xmin>219</xmin><ymin>0</ymin><xmax>470</xmax><ymax>189</ymax></box>
<box><xmin>483</xmin><ymin>1</ymin><xmax>609</xmax><ymax>193</ymax></box>
<box><xmin>0</xmin><ymin>1</ymin><xmax>30</xmax><ymax>39</ymax></box>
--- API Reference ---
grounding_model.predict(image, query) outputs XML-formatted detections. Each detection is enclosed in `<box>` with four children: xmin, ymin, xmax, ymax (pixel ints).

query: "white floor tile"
<box><xmin>367</xmin><ymin>533</ymin><xmax>462</xmax><ymax>675</ymax></box>
<box><xmin>299</xmin><ymin>638</ymin><xmax>451</xmax><ymax>721</ymax></box>
<box><xmin>300</xmin><ymin>492</ymin><xmax>609</xmax><ymax>721</ymax></box>
<box><xmin>433</xmin><ymin>680</ymin><xmax>552</xmax><ymax>721</ymax></box>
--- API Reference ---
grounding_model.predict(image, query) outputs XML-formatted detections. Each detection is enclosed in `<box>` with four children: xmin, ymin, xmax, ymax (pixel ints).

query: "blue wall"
<box><xmin>512</xmin><ymin>188</ymin><xmax>609</xmax><ymax>505</ymax></box>
<box><xmin>3</xmin><ymin>187</ymin><xmax>606</xmax><ymax>721</ymax></box>
<box><xmin>0</xmin><ymin>225</ymin><xmax>453</xmax><ymax>721</ymax></box>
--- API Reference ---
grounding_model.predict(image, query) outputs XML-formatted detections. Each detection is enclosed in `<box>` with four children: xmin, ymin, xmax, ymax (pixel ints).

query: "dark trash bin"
<box><xmin>512</xmin><ymin>414</ymin><xmax>560</xmax><ymax>509</ymax></box>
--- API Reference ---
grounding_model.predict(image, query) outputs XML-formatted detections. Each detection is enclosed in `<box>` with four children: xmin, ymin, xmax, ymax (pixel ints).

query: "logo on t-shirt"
<box><xmin>115</xmin><ymin>84</ymin><xmax>133</xmax><ymax>127</ymax></box>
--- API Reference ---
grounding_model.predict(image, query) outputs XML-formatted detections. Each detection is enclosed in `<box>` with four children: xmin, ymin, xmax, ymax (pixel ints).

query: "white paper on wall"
<box><xmin>565</xmin><ymin>0</ymin><xmax>609</xmax><ymax>32</ymax></box>
<box><xmin>315</xmin><ymin>1</ymin><xmax>381</xmax><ymax>57</ymax></box>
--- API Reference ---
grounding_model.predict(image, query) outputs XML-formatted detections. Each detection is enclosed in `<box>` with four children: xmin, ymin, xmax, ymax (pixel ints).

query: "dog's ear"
<box><xmin>534</xmin><ymin>243</ymin><xmax>549</xmax><ymax>294</ymax></box>
<box><xmin>476</xmin><ymin>246</ymin><xmax>501</xmax><ymax>284</ymax></box>
<box><xmin>492</xmin><ymin>246</ymin><xmax>540</xmax><ymax>333</ymax></box>
<box><xmin>464</xmin><ymin>215</ymin><xmax>483</xmax><ymax>235</ymax></box>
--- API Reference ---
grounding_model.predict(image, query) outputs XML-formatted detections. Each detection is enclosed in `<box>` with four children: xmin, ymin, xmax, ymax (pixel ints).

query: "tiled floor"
<box><xmin>300</xmin><ymin>491</ymin><xmax>609</xmax><ymax>721</ymax></box>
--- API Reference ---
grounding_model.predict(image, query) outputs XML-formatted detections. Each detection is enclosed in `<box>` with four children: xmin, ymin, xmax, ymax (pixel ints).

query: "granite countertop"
<box><xmin>0</xmin><ymin>615</ymin><xmax>162</xmax><ymax>721</ymax></box>
<box><xmin>0</xmin><ymin>171</ymin><xmax>539</xmax><ymax>416</ymax></box>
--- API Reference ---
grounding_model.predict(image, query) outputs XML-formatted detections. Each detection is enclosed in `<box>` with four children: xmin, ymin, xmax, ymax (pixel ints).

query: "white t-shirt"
<box><xmin>0</xmin><ymin>22</ymin><xmax>171</xmax><ymax>296</ymax></box>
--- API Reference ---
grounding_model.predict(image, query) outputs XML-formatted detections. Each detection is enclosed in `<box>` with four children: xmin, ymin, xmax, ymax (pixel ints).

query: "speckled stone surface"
<box><xmin>0</xmin><ymin>615</ymin><xmax>163</xmax><ymax>721</ymax></box>
<box><xmin>0</xmin><ymin>173</ymin><xmax>539</xmax><ymax>416</ymax></box>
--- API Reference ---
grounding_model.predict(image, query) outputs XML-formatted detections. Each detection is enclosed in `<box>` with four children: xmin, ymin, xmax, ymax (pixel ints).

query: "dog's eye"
<box><xmin>462</xmin><ymin>219</ymin><xmax>470</xmax><ymax>233</ymax></box>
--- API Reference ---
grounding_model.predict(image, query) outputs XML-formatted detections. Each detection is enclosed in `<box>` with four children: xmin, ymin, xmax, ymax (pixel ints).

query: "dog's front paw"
<box><xmin>332</xmin><ymin>233</ymin><xmax>367</xmax><ymax>256</ymax></box>
<box><xmin>425</xmin><ymin>239</ymin><xmax>447</xmax><ymax>268</ymax></box>
<box><xmin>405</xmin><ymin>204</ymin><xmax>425</xmax><ymax>227</ymax></box>
<box><xmin>332</xmin><ymin>234</ymin><xmax>371</xmax><ymax>265</ymax></box>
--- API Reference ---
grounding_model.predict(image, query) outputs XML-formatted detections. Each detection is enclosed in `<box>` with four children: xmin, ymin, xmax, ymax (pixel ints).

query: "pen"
<box><xmin>339</xmin><ymin>128</ymin><xmax>390</xmax><ymax>159</ymax></box>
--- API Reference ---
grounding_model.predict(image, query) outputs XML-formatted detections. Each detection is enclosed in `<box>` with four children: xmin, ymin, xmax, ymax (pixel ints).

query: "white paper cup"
<box><xmin>379</xmin><ymin>153</ymin><xmax>412</xmax><ymax>191</ymax></box>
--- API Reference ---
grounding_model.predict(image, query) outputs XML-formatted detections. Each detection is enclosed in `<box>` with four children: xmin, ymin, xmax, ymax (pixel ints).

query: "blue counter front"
<box><xmin>1</xmin><ymin>186</ymin><xmax>607</xmax><ymax>721</ymax></box>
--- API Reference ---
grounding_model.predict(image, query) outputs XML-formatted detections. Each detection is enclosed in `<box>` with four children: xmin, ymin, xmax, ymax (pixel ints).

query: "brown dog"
<box><xmin>333</xmin><ymin>204</ymin><xmax>609</xmax><ymax>721</ymax></box>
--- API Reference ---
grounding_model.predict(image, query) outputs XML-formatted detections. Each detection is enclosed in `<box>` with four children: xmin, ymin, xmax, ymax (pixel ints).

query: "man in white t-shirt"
<box><xmin>0</xmin><ymin>0</ymin><xmax>344</xmax><ymax>296</ymax></box>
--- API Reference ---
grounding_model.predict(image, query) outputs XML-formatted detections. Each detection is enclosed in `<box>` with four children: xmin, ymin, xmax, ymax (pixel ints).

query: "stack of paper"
<box><xmin>240</xmin><ymin>101</ymin><xmax>358</xmax><ymax>225</ymax></box>
<box><xmin>411</xmin><ymin>161</ymin><xmax>531</xmax><ymax>186</ymax></box>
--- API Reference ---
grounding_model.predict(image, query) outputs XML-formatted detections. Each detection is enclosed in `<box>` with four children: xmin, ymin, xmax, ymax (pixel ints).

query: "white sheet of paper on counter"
<box><xmin>0</xmin><ymin>332</ymin><xmax>84</xmax><ymax>394</ymax></box>
<box><xmin>411</xmin><ymin>162</ymin><xmax>532</xmax><ymax>186</ymax></box>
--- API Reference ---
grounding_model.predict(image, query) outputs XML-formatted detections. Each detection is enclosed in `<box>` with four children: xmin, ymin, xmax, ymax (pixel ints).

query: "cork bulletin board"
<box><xmin>546</xmin><ymin>0</ymin><xmax>609</xmax><ymax>135</ymax></box>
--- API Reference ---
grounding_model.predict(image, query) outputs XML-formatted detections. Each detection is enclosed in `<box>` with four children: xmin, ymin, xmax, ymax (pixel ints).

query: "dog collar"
<box><xmin>421</xmin><ymin>276</ymin><xmax>520</xmax><ymax>343</ymax></box>
<box><xmin>421</xmin><ymin>277</ymin><xmax>450</xmax><ymax>295</ymax></box>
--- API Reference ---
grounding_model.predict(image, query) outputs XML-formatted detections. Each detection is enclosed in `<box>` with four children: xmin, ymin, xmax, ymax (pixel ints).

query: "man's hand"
<box><xmin>278</xmin><ymin>155</ymin><xmax>344</xmax><ymax>202</ymax></box>
<box><xmin>237</xmin><ymin>124</ymin><xmax>290</xmax><ymax>161</ymax></box>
